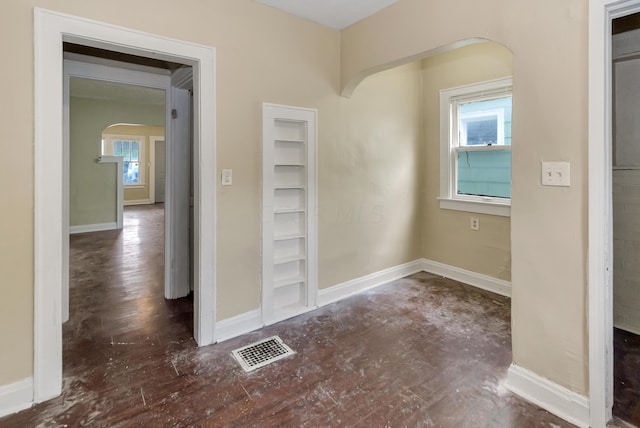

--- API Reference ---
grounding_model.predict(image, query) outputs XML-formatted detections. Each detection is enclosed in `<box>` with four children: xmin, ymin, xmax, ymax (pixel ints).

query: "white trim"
<box><xmin>438</xmin><ymin>197</ymin><xmax>511</xmax><ymax>217</ymax></box>
<box><xmin>505</xmin><ymin>364</ymin><xmax>589</xmax><ymax>428</ymax></box>
<box><xmin>614</xmin><ymin>322</ymin><xmax>640</xmax><ymax>336</ymax></box>
<box><xmin>215</xmin><ymin>309</ymin><xmax>263</xmax><ymax>342</ymax></box>
<box><xmin>588</xmin><ymin>1</ymin><xmax>640</xmax><ymax>426</ymax></box>
<box><xmin>421</xmin><ymin>258</ymin><xmax>511</xmax><ymax>297</ymax></box>
<box><xmin>34</xmin><ymin>8</ymin><xmax>217</xmax><ymax>402</ymax></box>
<box><xmin>0</xmin><ymin>378</ymin><xmax>33</xmax><ymax>418</ymax></box>
<box><xmin>317</xmin><ymin>260</ymin><xmax>425</xmax><ymax>307</ymax></box>
<box><xmin>123</xmin><ymin>199</ymin><xmax>153</xmax><ymax>206</ymax></box>
<box><xmin>69</xmin><ymin>222</ymin><xmax>118</xmax><ymax>234</ymax></box>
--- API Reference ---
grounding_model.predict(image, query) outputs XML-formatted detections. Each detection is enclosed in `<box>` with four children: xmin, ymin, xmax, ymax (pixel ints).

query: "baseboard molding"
<box><xmin>69</xmin><ymin>222</ymin><xmax>118</xmax><ymax>234</ymax></box>
<box><xmin>215</xmin><ymin>309</ymin><xmax>262</xmax><ymax>343</ymax></box>
<box><xmin>317</xmin><ymin>259</ymin><xmax>425</xmax><ymax>307</ymax></box>
<box><xmin>123</xmin><ymin>199</ymin><xmax>153</xmax><ymax>206</ymax></box>
<box><xmin>0</xmin><ymin>377</ymin><xmax>33</xmax><ymax>418</ymax></box>
<box><xmin>421</xmin><ymin>259</ymin><xmax>511</xmax><ymax>297</ymax></box>
<box><xmin>614</xmin><ymin>320</ymin><xmax>640</xmax><ymax>336</ymax></box>
<box><xmin>505</xmin><ymin>364</ymin><xmax>589</xmax><ymax>428</ymax></box>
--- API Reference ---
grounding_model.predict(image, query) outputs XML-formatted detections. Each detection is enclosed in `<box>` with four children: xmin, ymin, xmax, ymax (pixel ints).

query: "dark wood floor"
<box><xmin>0</xmin><ymin>204</ymin><xmax>576</xmax><ymax>427</ymax></box>
<box><xmin>614</xmin><ymin>327</ymin><xmax>640</xmax><ymax>426</ymax></box>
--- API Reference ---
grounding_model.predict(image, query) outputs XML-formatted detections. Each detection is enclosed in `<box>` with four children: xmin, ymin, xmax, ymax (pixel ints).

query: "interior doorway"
<box><xmin>611</xmin><ymin>12</ymin><xmax>640</xmax><ymax>426</ymax></box>
<box><xmin>33</xmin><ymin>8</ymin><xmax>216</xmax><ymax>403</ymax></box>
<box><xmin>588</xmin><ymin>1</ymin><xmax>640</xmax><ymax>427</ymax></box>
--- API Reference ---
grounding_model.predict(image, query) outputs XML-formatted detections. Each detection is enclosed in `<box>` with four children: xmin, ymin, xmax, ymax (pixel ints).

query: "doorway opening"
<box><xmin>34</xmin><ymin>8</ymin><xmax>216</xmax><ymax>403</ymax></box>
<box><xmin>611</xmin><ymin>10</ymin><xmax>640</xmax><ymax>426</ymax></box>
<box><xmin>589</xmin><ymin>1</ymin><xmax>640</xmax><ymax>427</ymax></box>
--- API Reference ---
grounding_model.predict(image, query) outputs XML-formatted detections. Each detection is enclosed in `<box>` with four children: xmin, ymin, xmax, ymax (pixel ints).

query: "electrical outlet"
<box><xmin>470</xmin><ymin>217</ymin><xmax>480</xmax><ymax>231</ymax></box>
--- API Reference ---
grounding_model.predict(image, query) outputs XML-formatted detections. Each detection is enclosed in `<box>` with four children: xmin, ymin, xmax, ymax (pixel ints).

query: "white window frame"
<box><xmin>102</xmin><ymin>134</ymin><xmax>146</xmax><ymax>187</ymax></box>
<box><xmin>439</xmin><ymin>77</ymin><xmax>512</xmax><ymax>217</ymax></box>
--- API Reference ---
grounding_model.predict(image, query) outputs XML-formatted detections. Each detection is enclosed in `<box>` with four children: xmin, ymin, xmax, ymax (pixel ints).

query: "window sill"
<box><xmin>438</xmin><ymin>197</ymin><xmax>511</xmax><ymax>217</ymax></box>
<box><xmin>124</xmin><ymin>184</ymin><xmax>145</xmax><ymax>189</ymax></box>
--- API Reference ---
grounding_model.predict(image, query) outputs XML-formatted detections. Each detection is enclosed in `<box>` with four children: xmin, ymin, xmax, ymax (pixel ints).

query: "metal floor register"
<box><xmin>231</xmin><ymin>336</ymin><xmax>296</xmax><ymax>372</ymax></box>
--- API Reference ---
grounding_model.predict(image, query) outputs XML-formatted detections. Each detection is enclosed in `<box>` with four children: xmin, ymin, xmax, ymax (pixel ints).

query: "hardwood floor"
<box><xmin>614</xmin><ymin>327</ymin><xmax>640</xmax><ymax>426</ymax></box>
<box><xmin>0</xmin><ymin>204</ymin><xmax>575</xmax><ymax>427</ymax></box>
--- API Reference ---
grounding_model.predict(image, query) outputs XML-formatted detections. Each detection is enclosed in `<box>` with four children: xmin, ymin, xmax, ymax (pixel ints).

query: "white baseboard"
<box><xmin>421</xmin><ymin>258</ymin><xmax>511</xmax><ymax>297</ymax></box>
<box><xmin>215</xmin><ymin>309</ymin><xmax>262</xmax><ymax>342</ymax></box>
<box><xmin>123</xmin><ymin>199</ymin><xmax>153</xmax><ymax>206</ymax></box>
<box><xmin>69</xmin><ymin>222</ymin><xmax>118</xmax><ymax>234</ymax></box>
<box><xmin>317</xmin><ymin>259</ymin><xmax>425</xmax><ymax>307</ymax></box>
<box><xmin>614</xmin><ymin>320</ymin><xmax>640</xmax><ymax>336</ymax></box>
<box><xmin>505</xmin><ymin>364</ymin><xmax>589</xmax><ymax>428</ymax></box>
<box><xmin>0</xmin><ymin>377</ymin><xmax>33</xmax><ymax>418</ymax></box>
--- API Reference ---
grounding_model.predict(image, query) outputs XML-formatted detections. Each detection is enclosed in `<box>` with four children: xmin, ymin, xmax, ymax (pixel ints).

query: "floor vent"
<box><xmin>231</xmin><ymin>336</ymin><xmax>295</xmax><ymax>372</ymax></box>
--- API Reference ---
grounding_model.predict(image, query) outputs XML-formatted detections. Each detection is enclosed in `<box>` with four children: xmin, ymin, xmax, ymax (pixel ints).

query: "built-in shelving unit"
<box><xmin>262</xmin><ymin>103</ymin><xmax>317</xmax><ymax>325</ymax></box>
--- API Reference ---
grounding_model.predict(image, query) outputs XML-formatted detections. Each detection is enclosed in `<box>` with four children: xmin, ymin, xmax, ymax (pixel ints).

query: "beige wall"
<box><xmin>70</xmin><ymin>94</ymin><xmax>164</xmax><ymax>227</ymax></box>
<box><xmin>103</xmin><ymin>124</ymin><xmax>165</xmax><ymax>204</ymax></box>
<box><xmin>318</xmin><ymin>62</ymin><xmax>423</xmax><ymax>288</ymax></box>
<box><xmin>1</xmin><ymin>0</ymin><xmax>426</xmax><ymax>387</ymax></box>
<box><xmin>342</xmin><ymin>0</ymin><xmax>589</xmax><ymax>394</ymax></box>
<box><xmin>421</xmin><ymin>42</ymin><xmax>512</xmax><ymax>281</ymax></box>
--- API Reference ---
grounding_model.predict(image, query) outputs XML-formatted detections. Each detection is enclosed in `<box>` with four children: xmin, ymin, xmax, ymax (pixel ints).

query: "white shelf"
<box><xmin>275</xmin><ymin>185</ymin><xmax>305</xmax><ymax>190</ymax></box>
<box><xmin>273</xmin><ymin>233</ymin><xmax>305</xmax><ymax>242</ymax></box>
<box><xmin>274</xmin><ymin>276</ymin><xmax>306</xmax><ymax>289</ymax></box>
<box><xmin>275</xmin><ymin>139</ymin><xmax>304</xmax><ymax>144</ymax></box>
<box><xmin>263</xmin><ymin>103</ymin><xmax>317</xmax><ymax>326</ymax></box>
<box><xmin>274</xmin><ymin>208</ymin><xmax>305</xmax><ymax>214</ymax></box>
<box><xmin>274</xmin><ymin>254</ymin><xmax>305</xmax><ymax>265</ymax></box>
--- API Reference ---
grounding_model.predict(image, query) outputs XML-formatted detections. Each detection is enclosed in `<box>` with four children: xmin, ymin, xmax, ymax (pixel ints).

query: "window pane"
<box><xmin>123</xmin><ymin>160</ymin><xmax>139</xmax><ymax>185</ymax></box>
<box><xmin>123</xmin><ymin>141</ymin><xmax>130</xmax><ymax>160</ymax></box>
<box><xmin>460</xmin><ymin>96</ymin><xmax>512</xmax><ymax>146</ymax></box>
<box><xmin>131</xmin><ymin>141</ymin><xmax>139</xmax><ymax>162</ymax></box>
<box><xmin>114</xmin><ymin>141</ymin><xmax>122</xmax><ymax>156</ymax></box>
<box><xmin>457</xmin><ymin>150</ymin><xmax>511</xmax><ymax>198</ymax></box>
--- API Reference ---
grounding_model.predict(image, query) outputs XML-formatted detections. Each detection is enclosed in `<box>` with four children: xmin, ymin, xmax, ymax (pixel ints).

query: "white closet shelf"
<box><xmin>275</xmin><ymin>139</ymin><xmax>304</xmax><ymax>144</ymax></box>
<box><xmin>274</xmin><ymin>255</ymin><xmax>305</xmax><ymax>265</ymax></box>
<box><xmin>274</xmin><ymin>185</ymin><xmax>305</xmax><ymax>190</ymax></box>
<box><xmin>273</xmin><ymin>233</ymin><xmax>305</xmax><ymax>242</ymax></box>
<box><xmin>274</xmin><ymin>276</ymin><xmax>306</xmax><ymax>289</ymax></box>
<box><xmin>274</xmin><ymin>208</ymin><xmax>305</xmax><ymax>214</ymax></box>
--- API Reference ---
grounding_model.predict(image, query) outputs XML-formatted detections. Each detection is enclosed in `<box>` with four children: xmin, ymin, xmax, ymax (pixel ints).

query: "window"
<box><xmin>439</xmin><ymin>77</ymin><xmax>512</xmax><ymax>217</ymax></box>
<box><xmin>102</xmin><ymin>135</ymin><xmax>145</xmax><ymax>186</ymax></box>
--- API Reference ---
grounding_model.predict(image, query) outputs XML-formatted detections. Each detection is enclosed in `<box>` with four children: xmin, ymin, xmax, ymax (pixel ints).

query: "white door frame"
<box><xmin>34</xmin><ymin>8</ymin><xmax>217</xmax><ymax>402</ymax></box>
<box><xmin>589</xmin><ymin>1</ymin><xmax>640</xmax><ymax>426</ymax></box>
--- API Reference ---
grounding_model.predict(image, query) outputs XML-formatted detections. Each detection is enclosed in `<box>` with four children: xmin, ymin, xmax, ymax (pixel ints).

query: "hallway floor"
<box><xmin>0</xmin><ymin>204</ymin><xmax>574</xmax><ymax>427</ymax></box>
<box><xmin>614</xmin><ymin>327</ymin><xmax>640</xmax><ymax>427</ymax></box>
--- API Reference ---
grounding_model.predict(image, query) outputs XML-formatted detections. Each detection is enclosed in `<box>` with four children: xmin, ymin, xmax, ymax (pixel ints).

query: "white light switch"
<box><xmin>541</xmin><ymin>162</ymin><xmax>570</xmax><ymax>187</ymax></box>
<box><xmin>221</xmin><ymin>169</ymin><xmax>232</xmax><ymax>186</ymax></box>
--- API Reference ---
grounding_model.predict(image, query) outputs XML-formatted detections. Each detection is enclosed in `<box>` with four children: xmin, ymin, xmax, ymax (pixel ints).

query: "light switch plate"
<box><xmin>221</xmin><ymin>169</ymin><xmax>232</xmax><ymax>186</ymax></box>
<box><xmin>541</xmin><ymin>162</ymin><xmax>570</xmax><ymax>187</ymax></box>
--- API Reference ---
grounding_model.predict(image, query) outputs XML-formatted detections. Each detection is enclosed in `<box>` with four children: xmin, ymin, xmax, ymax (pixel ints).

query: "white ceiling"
<box><xmin>255</xmin><ymin>0</ymin><xmax>398</xmax><ymax>29</ymax></box>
